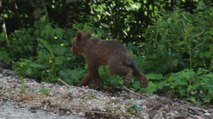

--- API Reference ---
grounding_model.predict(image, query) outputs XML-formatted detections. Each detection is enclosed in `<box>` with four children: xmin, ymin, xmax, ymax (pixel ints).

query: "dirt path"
<box><xmin>0</xmin><ymin>99</ymin><xmax>84</xmax><ymax>119</ymax></box>
<box><xmin>0</xmin><ymin>68</ymin><xmax>212</xmax><ymax>119</ymax></box>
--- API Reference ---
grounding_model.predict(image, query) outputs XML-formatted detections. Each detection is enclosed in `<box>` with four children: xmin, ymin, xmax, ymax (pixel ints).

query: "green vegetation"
<box><xmin>39</xmin><ymin>88</ymin><xmax>50</xmax><ymax>95</ymax></box>
<box><xmin>20</xmin><ymin>77</ymin><xmax>26</xmax><ymax>94</ymax></box>
<box><xmin>0</xmin><ymin>0</ymin><xmax>212</xmax><ymax>104</ymax></box>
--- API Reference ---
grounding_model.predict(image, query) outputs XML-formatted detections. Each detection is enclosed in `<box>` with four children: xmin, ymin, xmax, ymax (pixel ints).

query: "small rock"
<box><xmin>204</xmin><ymin>112</ymin><xmax>212</xmax><ymax>118</ymax></box>
<box><xmin>0</xmin><ymin>74</ymin><xmax>3</xmax><ymax>78</ymax></box>
<box><xmin>194</xmin><ymin>115</ymin><xmax>203</xmax><ymax>119</ymax></box>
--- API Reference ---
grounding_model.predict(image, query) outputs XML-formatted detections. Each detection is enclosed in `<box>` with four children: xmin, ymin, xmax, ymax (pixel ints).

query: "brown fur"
<box><xmin>71</xmin><ymin>31</ymin><xmax>148</xmax><ymax>89</ymax></box>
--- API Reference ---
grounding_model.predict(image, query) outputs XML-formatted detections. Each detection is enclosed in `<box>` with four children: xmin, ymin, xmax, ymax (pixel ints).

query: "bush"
<box><xmin>142</xmin><ymin>69</ymin><xmax>213</xmax><ymax>104</ymax></box>
<box><xmin>136</xmin><ymin>3</ymin><xmax>213</xmax><ymax>104</ymax></box>
<box><xmin>11</xmin><ymin>17</ymin><xmax>79</xmax><ymax>83</ymax></box>
<box><xmin>142</xmin><ymin>3</ymin><xmax>213</xmax><ymax>74</ymax></box>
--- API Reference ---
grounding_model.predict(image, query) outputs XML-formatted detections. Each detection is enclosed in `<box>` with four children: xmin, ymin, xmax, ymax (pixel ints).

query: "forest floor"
<box><xmin>0</xmin><ymin>68</ymin><xmax>212</xmax><ymax>119</ymax></box>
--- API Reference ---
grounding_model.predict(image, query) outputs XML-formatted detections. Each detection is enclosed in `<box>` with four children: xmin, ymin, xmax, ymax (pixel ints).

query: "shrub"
<box><xmin>11</xmin><ymin>17</ymin><xmax>78</xmax><ymax>83</ymax></box>
<box><xmin>142</xmin><ymin>3</ymin><xmax>213</xmax><ymax>74</ymax></box>
<box><xmin>142</xmin><ymin>69</ymin><xmax>213</xmax><ymax>104</ymax></box>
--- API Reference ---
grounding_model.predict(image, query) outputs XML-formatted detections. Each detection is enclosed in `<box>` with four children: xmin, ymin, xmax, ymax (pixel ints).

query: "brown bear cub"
<box><xmin>71</xmin><ymin>31</ymin><xmax>148</xmax><ymax>89</ymax></box>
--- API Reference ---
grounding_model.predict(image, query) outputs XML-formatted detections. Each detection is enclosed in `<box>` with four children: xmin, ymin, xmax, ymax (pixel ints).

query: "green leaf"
<box><xmin>146</xmin><ymin>73</ymin><xmax>163</xmax><ymax>80</ymax></box>
<box><xmin>39</xmin><ymin>88</ymin><xmax>50</xmax><ymax>95</ymax></box>
<box><xmin>131</xmin><ymin>81</ymin><xmax>141</xmax><ymax>90</ymax></box>
<box><xmin>144</xmin><ymin>81</ymin><xmax>157</xmax><ymax>94</ymax></box>
<box><xmin>20</xmin><ymin>77</ymin><xmax>26</xmax><ymax>94</ymax></box>
<box><xmin>186</xmin><ymin>85</ymin><xmax>194</xmax><ymax>93</ymax></box>
<box><xmin>128</xmin><ymin>104</ymin><xmax>143</xmax><ymax>114</ymax></box>
<box><xmin>179</xmin><ymin>89</ymin><xmax>186</xmax><ymax>96</ymax></box>
<box><xmin>39</xmin><ymin>39</ymin><xmax>54</xmax><ymax>60</ymax></box>
<box><xmin>26</xmin><ymin>68</ymin><xmax>33</xmax><ymax>76</ymax></box>
<box><xmin>180</xmin><ymin>69</ymin><xmax>196</xmax><ymax>79</ymax></box>
<box><xmin>188</xmin><ymin>97</ymin><xmax>197</xmax><ymax>103</ymax></box>
<box><xmin>55</xmin><ymin>56</ymin><xmax>65</xmax><ymax>65</ymax></box>
<box><xmin>59</xmin><ymin>69</ymin><xmax>85</xmax><ymax>85</ymax></box>
<box><xmin>0</xmin><ymin>51</ymin><xmax>12</xmax><ymax>64</ymax></box>
<box><xmin>158</xmin><ymin>81</ymin><xmax>169</xmax><ymax>89</ymax></box>
<box><xmin>204</xmin><ymin>52</ymin><xmax>211</xmax><ymax>59</ymax></box>
<box><xmin>174</xmin><ymin>78</ymin><xmax>187</xmax><ymax>86</ymax></box>
<box><xmin>29</xmin><ymin>62</ymin><xmax>45</xmax><ymax>68</ymax></box>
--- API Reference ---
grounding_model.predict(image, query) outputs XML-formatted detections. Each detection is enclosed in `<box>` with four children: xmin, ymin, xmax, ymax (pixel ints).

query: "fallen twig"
<box><xmin>77</xmin><ymin>109</ymin><xmax>131</xmax><ymax>118</ymax></box>
<box><xmin>57</xmin><ymin>78</ymin><xmax>70</xmax><ymax>87</ymax></box>
<box><xmin>123</xmin><ymin>86</ymin><xmax>148</xmax><ymax>98</ymax></box>
<box><xmin>83</xmin><ymin>110</ymin><xmax>117</xmax><ymax>115</ymax></box>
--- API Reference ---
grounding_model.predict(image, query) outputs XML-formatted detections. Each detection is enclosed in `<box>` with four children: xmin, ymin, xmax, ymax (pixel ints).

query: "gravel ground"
<box><xmin>0</xmin><ymin>68</ymin><xmax>212</xmax><ymax>119</ymax></box>
<box><xmin>0</xmin><ymin>99</ymin><xmax>84</xmax><ymax>119</ymax></box>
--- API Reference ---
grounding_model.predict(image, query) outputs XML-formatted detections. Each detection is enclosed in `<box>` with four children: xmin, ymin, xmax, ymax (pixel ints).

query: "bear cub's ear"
<box><xmin>76</xmin><ymin>31</ymin><xmax>82</xmax><ymax>41</ymax></box>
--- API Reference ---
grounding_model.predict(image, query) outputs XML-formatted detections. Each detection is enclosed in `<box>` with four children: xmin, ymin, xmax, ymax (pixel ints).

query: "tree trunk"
<box><xmin>30</xmin><ymin>0</ymin><xmax>47</xmax><ymax>20</ymax></box>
